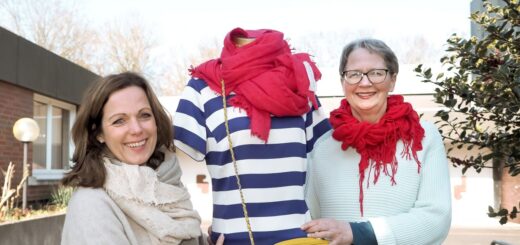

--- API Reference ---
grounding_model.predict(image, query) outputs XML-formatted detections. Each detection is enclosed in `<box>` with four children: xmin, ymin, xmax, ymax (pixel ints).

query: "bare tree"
<box><xmin>158</xmin><ymin>39</ymin><xmax>221</xmax><ymax>96</ymax></box>
<box><xmin>0</xmin><ymin>0</ymin><xmax>98</xmax><ymax>69</ymax></box>
<box><xmin>0</xmin><ymin>0</ymin><xmax>167</xmax><ymax>93</ymax></box>
<box><xmin>296</xmin><ymin>29</ymin><xmax>375</xmax><ymax>69</ymax></box>
<box><xmin>0</xmin><ymin>0</ymin><xmax>178</xmax><ymax>96</ymax></box>
<box><xmin>100</xmin><ymin>20</ymin><xmax>157</xmax><ymax>75</ymax></box>
<box><xmin>397</xmin><ymin>35</ymin><xmax>440</xmax><ymax>64</ymax></box>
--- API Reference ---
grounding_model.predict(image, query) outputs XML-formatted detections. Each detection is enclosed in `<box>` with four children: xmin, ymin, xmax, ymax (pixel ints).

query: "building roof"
<box><xmin>0</xmin><ymin>27</ymin><xmax>99</xmax><ymax>105</ymax></box>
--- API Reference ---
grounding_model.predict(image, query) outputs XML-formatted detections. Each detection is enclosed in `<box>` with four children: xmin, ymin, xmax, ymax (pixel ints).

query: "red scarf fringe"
<box><xmin>329</xmin><ymin>95</ymin><xmax>425</xmax><ymax>216</ymax></box>
<box><xmin>190</xmin><ymin>28</ymin><xmax>321</xmax><ymax>142</ymax></box>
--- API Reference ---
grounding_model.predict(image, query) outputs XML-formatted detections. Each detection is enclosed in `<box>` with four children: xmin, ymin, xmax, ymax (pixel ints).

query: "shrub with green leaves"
<box><xmin>416</xmin><ymin>0</ymin><xmax>519</xmax><ymax>224</ymax></box>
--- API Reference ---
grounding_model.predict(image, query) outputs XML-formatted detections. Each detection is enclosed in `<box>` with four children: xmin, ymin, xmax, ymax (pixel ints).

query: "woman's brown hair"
<box><xmin>62</xmin><ymin>72</ymin><xmax>174</xmax><ymax>188</ymax></box>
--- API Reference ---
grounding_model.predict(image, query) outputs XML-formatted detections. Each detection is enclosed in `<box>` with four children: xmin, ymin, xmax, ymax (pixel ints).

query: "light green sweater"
<box><xmin>306</xmin><ymin>121</ymin><xmax>452</xmax><ymax>245</ymax></box>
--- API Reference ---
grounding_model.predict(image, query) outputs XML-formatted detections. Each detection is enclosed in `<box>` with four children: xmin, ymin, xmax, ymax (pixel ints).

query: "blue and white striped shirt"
<box><xmin>174</xmin><ymin>78</ymin><xmax>331</xmax><ymax>244</ymax></box>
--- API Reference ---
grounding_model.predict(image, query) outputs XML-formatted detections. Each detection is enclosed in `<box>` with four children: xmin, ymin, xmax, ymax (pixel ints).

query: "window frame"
<box><xmin>31</xmin><ymin>94</ymin><xmax>76</xmax><ymax>182</ymax></box>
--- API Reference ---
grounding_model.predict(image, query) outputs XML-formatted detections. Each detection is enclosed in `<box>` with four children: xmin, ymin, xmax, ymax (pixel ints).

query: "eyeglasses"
<box><xmin>341</xmin><ymin>69</ymin><xmax>389</xmax><ymax>85</ymax></box>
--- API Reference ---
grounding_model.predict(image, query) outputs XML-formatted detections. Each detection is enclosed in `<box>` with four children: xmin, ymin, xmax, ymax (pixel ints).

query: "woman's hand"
<box><xmin>206</xmin><ymin>225</ymin><xmax>225</xmax><ymax>245</ymax></box>
<box><xmin>214</xmin><ymin>234</ymin><xmax>224</xmax><ymax>245</ymax></box>
<box><xmin>301</xmin><ymin>218</ymin><xmax>353</xmax><ymax>245</ymax></box>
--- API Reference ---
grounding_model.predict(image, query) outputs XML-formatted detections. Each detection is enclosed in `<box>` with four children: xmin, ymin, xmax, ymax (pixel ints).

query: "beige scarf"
<box><xmin>103</xmin><ymin>149</ymin><xmax>202</xmax><ymax>245</ymax></box>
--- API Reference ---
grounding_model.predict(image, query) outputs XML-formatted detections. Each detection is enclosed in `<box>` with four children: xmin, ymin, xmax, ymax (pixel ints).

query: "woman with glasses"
<box><xmin>301</xmin><ymin>38</ymin><xmax>452</xmax><ymax>244</ymax></box>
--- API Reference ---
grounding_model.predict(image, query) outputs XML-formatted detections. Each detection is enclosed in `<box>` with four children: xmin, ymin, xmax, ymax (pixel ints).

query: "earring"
<box><xmin>97</xmin><ymin>136</ymin><xmax>104</xmax><ymax>143</ymax></box>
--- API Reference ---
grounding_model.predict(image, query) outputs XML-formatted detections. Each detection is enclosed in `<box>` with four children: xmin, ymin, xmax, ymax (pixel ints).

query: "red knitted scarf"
<box><xmin>190</xmin><ymin>28</ymin><xmax>321</xmax><ymax>142</ymax></box>
<box><xmin>329</xmin><ymin>95</ymin><xmax>425</xmax><ymax>216</ymax></box>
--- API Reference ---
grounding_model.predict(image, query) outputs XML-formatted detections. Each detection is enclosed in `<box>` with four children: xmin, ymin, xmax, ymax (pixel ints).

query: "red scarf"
<box><xmin>329</xmin><ymin>95</ymin><xmax>425</xmax><ymax>216</ymax></box>
<box><xmin>190</xmin><ymin>28</ymin><xmax>321</xmax><ymax>142</ymax></box>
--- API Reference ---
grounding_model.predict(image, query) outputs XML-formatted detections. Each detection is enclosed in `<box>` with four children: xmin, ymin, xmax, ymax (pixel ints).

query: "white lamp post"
<box><xmin>12</xmin><ymin>117</ymin><xmax>40</xmax><ymax>210</ymax></box>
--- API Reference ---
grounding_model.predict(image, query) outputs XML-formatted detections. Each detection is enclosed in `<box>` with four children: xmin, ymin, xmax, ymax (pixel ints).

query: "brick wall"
<box><xmin>501</xmin><ymin>168</ymin><xmax>520</xmax><ymax>223</ymax></box>
<box><xmin>0</xmin><ymin>81</ymin><xmax>31</xmax><ymax>187</ymax></box>
<box><xmin>0</xmin><ymin>81</ymin><xmax>52</xmax><ymax>202</ymax></box>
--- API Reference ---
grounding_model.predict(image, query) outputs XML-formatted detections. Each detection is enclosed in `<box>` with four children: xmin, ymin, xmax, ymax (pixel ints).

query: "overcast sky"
<box><xmin>77</xmin><ymin>0</ymin><xmax>472</xmax><ymax>95</ymax></box>
<box><xmin>0</xmin><ymin>0</ymin><xmax>470</xmax><ymax>96</ymax></box>
<box><xmin>80</xmin><ymin>0</ymin><xmax>471</xmax><ymax>59</ymax></box>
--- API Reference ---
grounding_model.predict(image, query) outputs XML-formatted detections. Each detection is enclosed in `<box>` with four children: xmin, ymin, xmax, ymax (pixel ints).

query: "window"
<box><xmin>31</xmin><ymin>94</ymin><xmax>76</xmax><ymax>182</ymax></box>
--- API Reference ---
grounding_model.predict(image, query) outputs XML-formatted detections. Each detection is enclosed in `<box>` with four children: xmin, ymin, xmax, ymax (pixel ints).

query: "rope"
<box><xmin>221</xmin><ymin>80</ymin><xmax>255</xmax><ymax>245</ymax></box>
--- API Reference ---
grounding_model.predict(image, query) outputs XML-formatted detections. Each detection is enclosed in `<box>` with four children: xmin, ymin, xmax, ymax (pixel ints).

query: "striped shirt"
<box><xmin>174</xmin><ymin>78</ymin><xmax>331</xmax><ymax>244</ymax></box>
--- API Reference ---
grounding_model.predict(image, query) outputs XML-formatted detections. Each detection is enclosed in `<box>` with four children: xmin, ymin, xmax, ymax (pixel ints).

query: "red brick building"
<box><xmin>0</xmin><ymin>27</ymin><xmax>98</xmax><ymax>202</ymax></box>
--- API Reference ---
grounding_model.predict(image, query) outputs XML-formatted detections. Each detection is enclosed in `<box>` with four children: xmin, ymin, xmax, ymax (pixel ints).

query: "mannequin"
<box><xmin>174</xmin><ymin>27</ymin><xmax>331</xmax><ymax>244</ymax></box>
<box><xmin>233</xmin><ymin>36</ymin><xmax>255</xmax><ymax>47</ymax></box>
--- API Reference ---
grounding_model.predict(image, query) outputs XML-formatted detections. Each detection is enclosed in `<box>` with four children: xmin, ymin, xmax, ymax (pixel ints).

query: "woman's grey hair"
<box><xmin>338</xmin><ymin>38</ymin><xmax>399</xmax><ymax>77</ymax></box>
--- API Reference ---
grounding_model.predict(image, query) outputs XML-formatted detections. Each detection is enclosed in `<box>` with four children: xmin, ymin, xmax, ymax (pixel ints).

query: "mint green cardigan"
<box><xmin>306</xmin><ymin>121</ymin><xmax>452</xmax><ymax>245</ymax></box>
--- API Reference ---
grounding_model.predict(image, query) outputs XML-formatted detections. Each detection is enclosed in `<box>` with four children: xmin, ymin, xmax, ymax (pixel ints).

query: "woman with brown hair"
<box><xmin>61</xmin><ymin>72</ymin><xmax>204</xmax><ymax>245</ymax></box>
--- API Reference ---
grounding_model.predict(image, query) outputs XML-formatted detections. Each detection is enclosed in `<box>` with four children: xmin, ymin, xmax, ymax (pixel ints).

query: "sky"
<box><xmin>0</xmin><ymin>0</ymin><xmax>473</xmax><ymax>96</ymax></box>
<box><xmin>79</xmin><ymin>0</ymin><xmax>472</xmax><ymax>62</ymax></box>
<box><xmin>76</xmin><ymin>0</ymin><xmax>473</xmax><ymax>95</ymax></box>
<box><xmin>81</xmin><ymin>0</ymin><xmax>471</xmax><ymax>35</ymax></box>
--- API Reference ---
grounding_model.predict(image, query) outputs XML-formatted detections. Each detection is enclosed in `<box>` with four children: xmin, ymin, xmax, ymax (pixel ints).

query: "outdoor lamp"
<box><xmin>12</xmin><ymin>117</ymin><xmax>40</xmax><ymax>210</ymax></box>
<box><xmin>13</xmin><ymin>118</ymin><xmax>40</xmax><ymax>143</ymax></box>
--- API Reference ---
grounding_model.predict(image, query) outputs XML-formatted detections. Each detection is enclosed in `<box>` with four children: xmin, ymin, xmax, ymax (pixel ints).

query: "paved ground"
<box><xmin>444</xmin><ymin>227</ymin><xmax>520</xmax><ymax>245</ymax></box>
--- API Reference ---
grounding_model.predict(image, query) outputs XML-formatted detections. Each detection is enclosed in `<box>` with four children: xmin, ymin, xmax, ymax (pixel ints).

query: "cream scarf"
<box><xmin>103</xmin><ymin>150</ymin><xmax>202</xmax><ymax>245</ymax></box>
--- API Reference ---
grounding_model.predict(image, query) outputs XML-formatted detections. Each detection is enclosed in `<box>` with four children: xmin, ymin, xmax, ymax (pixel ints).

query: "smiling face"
<box><xmin>342</xmin><ymin>48</ymin><xmax>396</xmax><ymax>123</ymax></box>
<box><xmin>97</xmin><ymin>86</ymin><xmax>157</xmax><ymax>165</ymax></box>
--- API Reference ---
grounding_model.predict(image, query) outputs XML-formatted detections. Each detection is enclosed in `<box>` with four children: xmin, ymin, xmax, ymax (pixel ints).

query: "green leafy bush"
<box><xmin>416</xmin><ymin>0</ymin><xmax>519</xmax><ymax>224</ymax></box>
